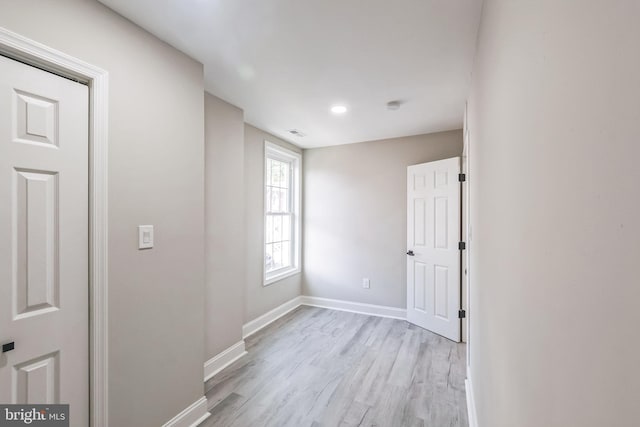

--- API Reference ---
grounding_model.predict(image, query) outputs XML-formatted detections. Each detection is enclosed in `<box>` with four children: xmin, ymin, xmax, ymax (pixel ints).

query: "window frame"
<box><xmin>263</xmin><ymin>141</ymin><xmax>301</xmax><ymax>286</ymax></box>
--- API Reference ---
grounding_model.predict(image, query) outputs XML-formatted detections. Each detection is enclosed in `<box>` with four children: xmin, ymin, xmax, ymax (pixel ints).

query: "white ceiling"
<box><xmin>99</xmin><ymin>0</ymin><xmax>483</xmax><ymax>148</ymax></box>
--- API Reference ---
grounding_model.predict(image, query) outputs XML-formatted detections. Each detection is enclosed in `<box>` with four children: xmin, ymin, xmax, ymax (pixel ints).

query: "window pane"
<box><xmin>271</xmin><ymin>162</ymin><xmax>278</xmax><ymax>186</ymax></box>
<box><xmin>272</xmin><ymin>242</ymin><xmax>282</xmax><ymax>270</ymax></box>
<box><xmin>266</xmin><ymin>158</ymin><xmax>273</xmax><ymax>187</ymax></box>
<box><xmin>271</xmin><ymin>160</ymin><xmax>282</xmax><ymax>187</ymax></box>
<box><xmin>282</xmin><ymin>215</ymin><xmax>291</xmax><ymax>242</ymax></box>
<box><xmin>278</xmin><ymin>162</ymin><xmax>286</xmax><ymax>187</ymax></box>
<box><xmin>281</xmin><ymin>162</ymin><xmax>290</xmax><ymax>189</ymax></box>
<box><xmin>273</xmin><ymin>215</ymin><xmax>282</xmax><ymax>243</ymax></box>
<box><xmin>265</xmin><ymin>215</ymin><xmax>273</xmax><ymax>244</ymax></box>
<box><xmin>271</xmin><ymin>161</ymin><xmax>281</xmax><ymax>187</ymax></box>
<box><xmin>270</xmin><ymin>187</ymin><xmax>280</xmax><ymax>212</ymax></box>
<box><xmin>280</xmin><ymin>188</ymin><xmax>289</xmax><ymax>212</ymax></box>
<box><xmin>266</xmin><ymin>186</ymin><xmax>272</xmax><ymax>212</ymax></box>
<box><xmin>281</xmin><ymin>241</ymin><xmax>291</xmax><ymax>269</ymax></box>
<box><xmin>265</xmin><ymin>243</ymin><xmax>274</xmax><ymax>271</ymax></box>
<box><xmin>267</xmin><ymin>187</ymin><xmax>290</xmax><ymax>213</ymax></box>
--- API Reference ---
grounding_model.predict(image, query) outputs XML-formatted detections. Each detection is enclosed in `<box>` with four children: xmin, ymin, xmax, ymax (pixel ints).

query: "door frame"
<box><xmin>462</xmin><ymin>102</ymin><xmax>471</xmax><ymax>375</ymax></box>
<box><xmin>0</xmin><ymin>27</ymin><xmax>109</xmax><ymax>427</ymax></box>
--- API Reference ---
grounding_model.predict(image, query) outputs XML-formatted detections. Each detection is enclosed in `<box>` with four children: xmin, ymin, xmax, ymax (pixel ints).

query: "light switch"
<box><xmin>138</xmin><ymin>225</ymin><xmax>154</xmax><ymax>249</ymax></box>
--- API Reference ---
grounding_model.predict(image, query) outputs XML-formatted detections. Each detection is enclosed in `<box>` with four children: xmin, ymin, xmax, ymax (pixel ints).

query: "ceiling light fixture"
<box><xmin>330</xmin><ymin>105</ymin><xmax>348</xmax><ymax>114</ymax></box>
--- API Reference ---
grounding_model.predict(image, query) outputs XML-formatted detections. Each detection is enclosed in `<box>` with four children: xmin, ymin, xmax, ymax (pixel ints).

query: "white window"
<box><xmin>264</xmin><ymin>141</ymin><xmax>301</xmax><ymax>285</ymax></box>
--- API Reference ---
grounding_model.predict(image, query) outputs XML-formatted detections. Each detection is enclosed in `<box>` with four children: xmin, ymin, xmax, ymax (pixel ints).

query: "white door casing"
<box><xmin>461</xmin><ymin>129</ymin><xmax>468</xmax><ymax>344</ymax></box>
<box><xmin>406</xmin><ymin>157</ymin><xmax>461</xmax><ymax>342</ymax></box>
<box><xmin>463</xmin><ymin>102</ymin><xmax>472</xmax><ymax>366</ymax></box>
<box><xmin>0</xmin><ymin>55</ymin><xmax>89</xmax><ymax>425</ymax></box>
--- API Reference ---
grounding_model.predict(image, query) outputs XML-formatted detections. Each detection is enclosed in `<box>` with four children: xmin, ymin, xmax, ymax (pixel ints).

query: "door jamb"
<box><xmin>0</xmin><ymin>27</ymin><xmax>109</xmax><ymax>427</ymax></box>
<box><xmin>463</xmin><ymin>102</ymin><xmax>471</xmax><ymax>374</ymax></box>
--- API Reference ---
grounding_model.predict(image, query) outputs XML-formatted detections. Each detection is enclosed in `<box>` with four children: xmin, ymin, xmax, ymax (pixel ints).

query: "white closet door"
<box><xmin>0</xmin><ymin>55</ymin><xmax>89</xmax><ymax>426</ymax></box>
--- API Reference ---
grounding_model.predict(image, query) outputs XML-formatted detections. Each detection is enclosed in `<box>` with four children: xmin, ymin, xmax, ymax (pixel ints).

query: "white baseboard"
<box><xmin>204</xmin><ymin>340</ymin><xmax>247</xmax><ymax>382</ymax></box>
<box><xmin>162</xmin><ymin>396</ymin><xmax>210</xmax><ymax>427</ymax></box>
<box><xmin>241</xmin><ymin>295</ymin><xmax>407</xmax><ymax>340</ymax></box>
<box><xmin>300</xmin><ymin>296</ymin><xmax>406</xmax><ymax>320</ymax></box>
<box><xmin>242</xmin><ymin>296</ymin><xmax>303</xmax><ymax>338</ymax></box>
<box><xmin>465</xmin><ymin>372</ymin><xmax>478</xmax><ymax>427</ymax></box>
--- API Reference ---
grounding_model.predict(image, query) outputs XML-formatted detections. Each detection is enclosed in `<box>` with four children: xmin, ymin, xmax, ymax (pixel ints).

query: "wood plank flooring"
<box><xmin>203</xmin><ymin>306</ymin><xmax>468</xmax><ymax>427</ymax></box>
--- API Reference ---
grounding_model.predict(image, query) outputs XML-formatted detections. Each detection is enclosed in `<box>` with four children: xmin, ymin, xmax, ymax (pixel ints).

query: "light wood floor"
<box><xmin>203</xmin><ymin>306</ymin><xmax>468</xmax><ymax>427</ymax></box>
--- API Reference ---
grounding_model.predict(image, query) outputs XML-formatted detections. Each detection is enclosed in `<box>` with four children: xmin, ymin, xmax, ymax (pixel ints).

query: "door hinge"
<box><xmin>2</xmin><ymin>341</ymin><xmax>15</xmax><ymax>353</ymax></box>
<box><xmin>458</xmin><ymin>241</ymin><xmax>466</xmax><ymax>250</ymax></box>
<box><xmin>458</xmin><ymin>310</ymin><xmax>466</xmax><ymax>319</ymax></box>
<box><xmin>458</xmin><ymin>173</ymin><xmax>466</xmax><ymax>182</ymax></box>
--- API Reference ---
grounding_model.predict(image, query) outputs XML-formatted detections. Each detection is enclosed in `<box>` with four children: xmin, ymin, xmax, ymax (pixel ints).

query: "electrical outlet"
<box><xmin>362</xmin><ymin>278</ymin><xmax>370</xmax><ymax>289</ymax></box>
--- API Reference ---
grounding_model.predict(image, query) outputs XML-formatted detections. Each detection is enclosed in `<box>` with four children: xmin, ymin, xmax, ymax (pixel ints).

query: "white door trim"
<box><xmin>463</xmin><ymin>102</ymin><xmax>472</xmax><ymax>374</ymax></box>
<box><xmin>0</xmin><ymin>27</ymin><xmax>109</xmax><ymax>427</ymax></box>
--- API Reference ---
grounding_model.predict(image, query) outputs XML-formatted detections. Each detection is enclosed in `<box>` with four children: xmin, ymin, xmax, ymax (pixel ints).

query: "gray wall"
<box><xmin>205</xmin><ymin>93</ymin><xmax>245</xmax><ymax>358</ymax></box>
<box><xmin>303</xmin><ymin>131</ymin><xmax>462</xmax><ymax>308</ymax></box>
<box><xmin>467</xmin><ymin>1</ymin><xmax>640</xmax><ymax>426</ymax></box>
<box><xmin>0</xmin><ymin>1</ymin><xmax>206</xmax><ymax>425</ymax></box>
<box><xmin>244</xmin><ymin>124</ymin><xmax>302</xmax><ymax>322</ymax></box>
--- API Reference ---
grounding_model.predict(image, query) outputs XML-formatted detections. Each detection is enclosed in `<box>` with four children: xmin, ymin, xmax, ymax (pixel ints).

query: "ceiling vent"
<box><xmin>387</xmin><ymin>100</ymin><xmax>402</xmax><ymax>111</ymax></box>
<box><xmin>288</xmin><ymin>129</ymin><xmax>306</xmax><ymax>137</ymax></box>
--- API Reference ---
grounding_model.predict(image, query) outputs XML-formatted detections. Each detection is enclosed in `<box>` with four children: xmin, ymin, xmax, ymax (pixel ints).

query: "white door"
<box><xmin>0</xmin><ymin>55</ymin><xmax>89</xmax><ymax>425</ymax></box>
<box><xmin>407</xmin><ymin>157</ymin><xmax>461</xmax><ymax>341</ymax></box>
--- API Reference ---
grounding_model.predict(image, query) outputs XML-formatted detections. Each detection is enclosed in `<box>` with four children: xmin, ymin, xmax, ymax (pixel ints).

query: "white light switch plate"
<box><xmin>138</xmin><ymin>225</ymin><xmax>154</xmax><ymax>249</ymax></box>
<box><xmin>362</xmin><ymin>278</ymin><xmax>370</xmax><ymax>289</ymax></box>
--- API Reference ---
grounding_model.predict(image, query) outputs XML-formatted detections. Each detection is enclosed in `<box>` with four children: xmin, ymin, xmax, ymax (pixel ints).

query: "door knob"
<box><xmin>406</xmin><ymin>250</ymin><xmax>415</xmax><ymax>256</ymax></box>
<box><xmin>2</xmin><ymin>341</ymin><xmax>14</xmax><ymax>353</ymax></box>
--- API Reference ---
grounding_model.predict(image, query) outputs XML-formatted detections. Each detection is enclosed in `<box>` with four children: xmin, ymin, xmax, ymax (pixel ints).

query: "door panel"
<box><xmin>14</xmin><ymin>352</ymin><xmax>59</xmax><ymax>404</ymax></box>
<box><xmin>0</xmin><ymin>55</ymin><xmax>88</xmax><ymax>426</ymax></box>
<box><xmin>434</xmin><ymin>197</ymin><xmax>448</xmax><ymax>248</ymax></box>
<box><xmin>407</xmin><ymin>157</ymin><xmax>461</xmax><ymax>341</ymax></box>
<box><xmin>413</xmin><ymin>261</ymin><xmax>427</xmax><ymax>311</ymax></box>
<box><xmin>15</xmin><ymin>169</ymin><xmax>59</xmax><ymax>317</ymax></box>
<box><xmin>434</xmin><ymin>265</ymin><xmax>449</xmax><ymax>319</ymax></box>
<box><xmin>413</xmin><ymin>198</ymin><xmax>426</xmax><ymax>246</ymax></box>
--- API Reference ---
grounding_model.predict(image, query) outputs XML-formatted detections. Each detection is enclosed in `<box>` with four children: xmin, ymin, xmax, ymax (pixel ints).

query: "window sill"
<box><xmin>264</xmin><ymin>268</ymin><xmax>300</xmax><ymax>286</ymax></box>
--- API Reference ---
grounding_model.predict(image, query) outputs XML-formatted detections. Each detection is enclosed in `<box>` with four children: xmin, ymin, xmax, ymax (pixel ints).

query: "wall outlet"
<box><xmin>362</xmin><ymin>278</ymin><xmax>370</xmax><ymax>289</ymax></box>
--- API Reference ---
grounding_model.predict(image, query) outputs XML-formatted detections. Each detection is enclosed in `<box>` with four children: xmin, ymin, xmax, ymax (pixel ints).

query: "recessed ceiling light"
<box><xmin>331</xmin><ymin>105</ymin><xmax>348</xmax><ymax>114</ymax></box>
